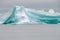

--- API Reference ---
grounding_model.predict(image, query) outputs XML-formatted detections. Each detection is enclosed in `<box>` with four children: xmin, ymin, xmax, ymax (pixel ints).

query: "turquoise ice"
<box><xmin>0</xmin><ymin>5</ymin><xmax>60</xmax><ymax>24</ymax></box>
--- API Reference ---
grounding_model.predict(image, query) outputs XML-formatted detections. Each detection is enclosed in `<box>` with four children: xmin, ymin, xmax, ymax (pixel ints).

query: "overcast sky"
<box><xmin>0</xmin><ymin>0</ymin><xmax>60</xmax><ymax>12</ymax></box>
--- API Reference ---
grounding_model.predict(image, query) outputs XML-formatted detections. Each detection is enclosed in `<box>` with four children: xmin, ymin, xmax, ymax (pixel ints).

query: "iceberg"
<box><xmin>0</xmin><ymin>5</ymin><xmax>60</xmax><ymax>24</ymax></box>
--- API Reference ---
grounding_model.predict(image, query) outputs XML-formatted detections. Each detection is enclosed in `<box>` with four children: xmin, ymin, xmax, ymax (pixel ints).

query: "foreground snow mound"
<box><xmin>1</xmin><ymin>5</ymin><xmax>60</xmax><ymax>24</ymax></box>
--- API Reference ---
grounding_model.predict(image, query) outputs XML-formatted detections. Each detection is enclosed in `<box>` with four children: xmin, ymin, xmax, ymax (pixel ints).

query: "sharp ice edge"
<box><xmin>14</xmin><ymin>5</ymin><xmax>60</xmax><ymax>24</ymax></box>
<box><xmin>0</xmin><ymin>5</ymin><xmax>60</xmax><ymax>24</ymax></box>
<box><xmin>15</xmin><ymin>6</ymin><xmax>31</xmax><ymax>24</ymax></box>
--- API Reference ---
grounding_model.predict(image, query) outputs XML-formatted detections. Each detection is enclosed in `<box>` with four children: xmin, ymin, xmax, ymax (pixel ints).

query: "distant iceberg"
<box><xmin>0</xmin><ymin>5</ymin><xmax>60</xmax><ymax>24</ymax></box>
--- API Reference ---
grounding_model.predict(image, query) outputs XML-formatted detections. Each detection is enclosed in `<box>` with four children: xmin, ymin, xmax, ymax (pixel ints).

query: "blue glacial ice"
<box><xmin>0</xmin><ymin>5</ymin><xmax>60</xmax><ymax>24</ymax></box>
